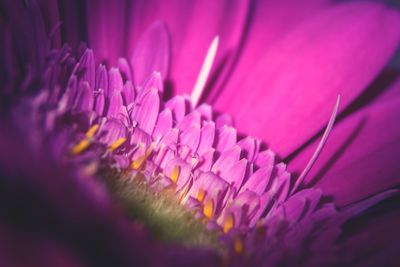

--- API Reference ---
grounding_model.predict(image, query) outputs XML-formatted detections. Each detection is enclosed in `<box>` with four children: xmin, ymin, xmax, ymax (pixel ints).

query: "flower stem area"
<box><xmin>101</xmin><ymin>169</ymin><xmax>224</xmax><ymax>253</ymax></box>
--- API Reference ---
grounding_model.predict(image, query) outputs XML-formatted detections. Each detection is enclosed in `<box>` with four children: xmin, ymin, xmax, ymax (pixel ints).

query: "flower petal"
<box><xmin>215</xmin><ymin>2</ymin><xmax>400</xmax><ymax>157</ymax></box>
<box><xmin>289</xmin><ymin>96</ymin><xmax>400</xmax><ymax>206</ymax></box>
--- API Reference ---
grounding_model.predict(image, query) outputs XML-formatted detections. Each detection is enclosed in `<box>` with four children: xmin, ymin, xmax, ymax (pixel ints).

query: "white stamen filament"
<box><xmin>291</xmin><ymin>95</ymin><xmax>341</xmax><ymax>195</ymax></box>
<box><xmin>191</xmin><ymin>36</ymin><xmax>219</xmax><ymax>108</ymax></box>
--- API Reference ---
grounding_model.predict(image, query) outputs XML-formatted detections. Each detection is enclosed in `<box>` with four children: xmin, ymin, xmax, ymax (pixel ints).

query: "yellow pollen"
<box><xmin>203</xmin><ymin>198</ymin><xmax>214</xmax><ymax>219</ymax></box>
<box><xmin>234</xmin><ymin>237</ymin><xmax>244</xmax><ymax>254</ymax></box>
<box><xmin>70</xmin><ymin>139</ymin><xmax>91</xmax><ymax>155</ymax></box>
<box><xmin>85</xmin><ymin>124</ymin><xmax>100</xmax><ymax>138</ymax></box>
<box><xmin>197</xmin><ymin>188</ymin><xmax>206</xmax><ymax>203</ymax></box>
<box><xmin>109</xmin><ymin>137</ymin><xmax>126</xmax><ymax>151</ymax></box>
<box><xmin>130</xmin><ymin>144</ymin><xmax>153</xmax><ymax>170</ymax></box>
<box><xmin>170</xmin><ymin>165</ymin><xmax>180</xmax><ymax>184</ymax></box>
<box><xmin>223</xmin><ymin>213</ymin><xmax>235</xmax><ymax>233</ymax></box>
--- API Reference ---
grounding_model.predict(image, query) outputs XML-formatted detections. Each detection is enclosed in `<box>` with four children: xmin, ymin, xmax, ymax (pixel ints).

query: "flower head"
<box><xmin>1</xmin><ymin>0</ymin><xmax>400</xmax><ymax>266</ymax></box>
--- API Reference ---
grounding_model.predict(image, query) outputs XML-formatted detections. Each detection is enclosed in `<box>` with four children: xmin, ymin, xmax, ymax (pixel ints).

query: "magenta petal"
<box><xmin>215</xmin><ymin>125</ymin><xmax>237</xmax><ymax>153</ymax></box>
<box><xmin>215</xmin><ymin>2</ymin><xmax>400</xmax><ymax>157</ymax></box>
<box><xmin>85</xmin><ymin>0</ymin><xmax>128</xmax><ymax>65</ymax></box>
<box><xmin>130</xmin><ymin>88</ymin><xmax>160</xmax><ymax>134</ymax></box>
<box><xmin>240</xmin><ymin>166</ymin><xmax>273</xmax><ymax>196</ymax></box>
<box><xmin>107</xmin><ymin>91</ymin><xmax>123</xmax><ymax>118</ymax></box>
<box><xmin>94</xmin><ymin>89</ymin><xmax>105</xmax><ymax>116</ymax></box>
<box><xmin>212</xmin><ymin>145</ymin><xmax>241</xmax><ymax>174</ymax></box>
<box><xmin>99</xmin><ymin>119</ymin><xmax>126</xmax><ymax>145</ymax></box>
<box><xmin>165</xmin><ymin>95</ymin><xmax>187</xmax><ymax>124</ymax></box>
<box><xmin>131</xmin><ymin>21</ymin><xmax>170</xmax><ymax>86</ymax></box>
<box><xmin>152</xmin><ymin>108</ymin><xmax>173</xmax><ymax>140</ymax></box>
<box><xmin>178</xmin><ymin>112</ymin><xmax>201</xmax><ymax>133</ymax></box>
<box><xmin>198</xmin><ymin>122</ymin><xmax>215</xmax><ymax>156</ymax></box>
<box><xmin>121</xmin><ymin>81</ymin><xmax>135</xmax><ymax>106</ymax></box>
<box><xmin>95</xmin><ymin>65</ymin><xmax>108</xmax><ymax>91</ymax></box>
<box><xmin>107</xmin><ymin>68</ymin><xmax>123</xmax><ymax>97</ymax></box>
<box><xmin>74</xmin><ymin>82</ymin><xmax>93</xmax><ymax>112</ymax></box>
<box><xmin>290</xmin><ymin>96</ymin><xmax>400</xmax><ymax>206</ymax></box>
<box><xmin>220</xmin><ymin>159</ymin><xmax>247</xmax><ymax>194</ymax></box>
<box><xmin>180</xmin><ymin>124</ymin><xmax>201</xmax><ymax>154</ymax></box>
<box><xmin>117</xmin><ymin>58</ymin><xmax>133</xmax><ymax>82</ymax></box>
<box><xmin>78</xmin><ymin>49</ymin><xmax>95</xmax><ymax>87</ymax></box>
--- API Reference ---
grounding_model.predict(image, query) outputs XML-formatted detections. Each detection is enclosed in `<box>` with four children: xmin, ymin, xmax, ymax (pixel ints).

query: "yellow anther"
<box><xmin>70</xmin><ymin>139</ymin><xmax>91</xmax><ymax>155</ymax></box>
<box><xmin>85</xmin><ymin>124</ymin><xmax>100</xmax><ymax>138</ymax></box>
<box><xmin>130</xmin><ymin>144</ymin><xmax>153</xmax><ymax>170</ymax></box>
<box><xmin>203</xmin><ymin>198</ymin><xmax>214</xmax><ymax>219</ymax></box>
<box><xmin>170</xmin><ymin>165</ymin><xmax>180</xmax><ymax>184</ymax></box>
<box><xmin>234</xmin><ymin>237</ymin><xmax>244</xmax><ymax>254</ymax></box>
<box><xmin>197</xmin><ymin>188</ymin><xmax>206</xmax><ymax>203</ymax></box>
<box><xmin>109</xmin><ymin>137</ymin><xmax>126</xmax><ymax>151</ymax></box>
<box><xmin>223</xmin><ymin>213</ymin><xmax>234</xmax><ymax>233</ymax></box>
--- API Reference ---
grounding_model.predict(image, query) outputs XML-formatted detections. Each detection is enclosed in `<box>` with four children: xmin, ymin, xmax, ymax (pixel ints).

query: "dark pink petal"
<box><xmin>131</xmin><ymin>21</ymin><xmax>170</xmax><ymax>86</ymax></box>
<box><xmin>289</xmin><ymin>96</ymin><xmax>400</xmax><ymax>206</ymax></box>
<box><xmin>215</xmin><ymin>2</ymin><xmax>400</xmax><ymax>157</ymax></box>
<box><xmin>130</xmin><ymin>88</ymin><xmax>160</xmax><ymax>134</ymax></box>
<box><xmin>85</xmin><ymin>0</ymin><xmax>128</xmax><ymax>65</ymax></box>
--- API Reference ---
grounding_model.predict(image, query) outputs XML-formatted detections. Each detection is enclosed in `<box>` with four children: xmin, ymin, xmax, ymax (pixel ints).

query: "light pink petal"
<box><xmin>152</xmin><ymin>108</ymin><xmax>173</xmax><ymax>140</ymax></box>
<box><xmin>180</xmin><ymin>124</ymin><xmax>201</xmax><ymax>154</ymax></box>
<box><xmin>240</xmin><ymin>166</ymin><xmax>273</xmax><ymax>196</ymax></box>
<box><xmin>215</xmin><ymin>2</ymin><xmax>400</xmax><ymax>157</ymax></box>
<box><xmin>220</xmin><ymin>159</ymin><xmax>247</xmax><ymax>194</ymax></box>
<box><xmin>178</xmin><ymin>111</ymin><xmax>201</xmax><ymax>133</ymax></box>
<box><xmin>131</xmin><ymin>21</ymin><xmax>170</xmax><ymax>86</ymax></box>
<box><xmin>255</xmin><ymin>149</ymin><xmax>275</xmax><ymax>169</ymax></box>
<box><xmin>130</xmin><ymin>88</ymin><xmax>160</xmax><ymax>134</ymax></box>
<box><xmin>165</xmin><ymin>95</ymin><xmax>187</xmax><ymax>124</ymax></box>
<box><xmin>198</xmin><ymin>122</ymin><xmax>215</xmax><ymax>155</ymax></box>
<box><xmin>212</xmin><ymin>145</ymin><xmax>241</xmax><ymax>174</ymax></box>
<box><xmin>197</xmin><ymin>149</ymin><xmax>215</xmax><ymax>172</ymax></box>
<box><xmin>215</xmin><ymin>125</ymin><xmax>237</xmax><ymax>153</ymax></box>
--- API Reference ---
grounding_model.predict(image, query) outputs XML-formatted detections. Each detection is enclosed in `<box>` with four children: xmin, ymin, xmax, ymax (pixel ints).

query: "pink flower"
<box><xmin>1</xmin><ymin>0</ymin><xmax>400</xmax><ymax>266</ymax></box>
